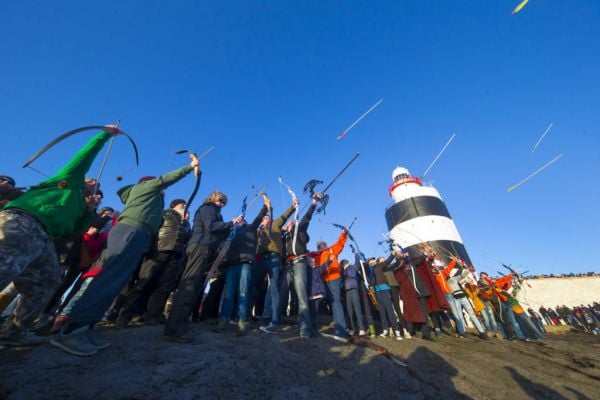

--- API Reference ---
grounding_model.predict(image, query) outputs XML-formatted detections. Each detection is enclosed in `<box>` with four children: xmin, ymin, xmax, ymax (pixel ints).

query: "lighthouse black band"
<box><xmin>385</xmin><ymin>196</ymin><xmax>451</xmax><ymax>229</ymax></box>
<box><xmin>404</xmin><ymin>240</ymin><xmax>473</xmax><ymax>266</ymax></box>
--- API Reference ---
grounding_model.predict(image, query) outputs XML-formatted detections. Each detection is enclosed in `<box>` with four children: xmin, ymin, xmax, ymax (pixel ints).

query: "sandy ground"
<box><xmin>1</xmin><ymin>322</ymin><xmax>599</xmax><ymax>400</ymax></box>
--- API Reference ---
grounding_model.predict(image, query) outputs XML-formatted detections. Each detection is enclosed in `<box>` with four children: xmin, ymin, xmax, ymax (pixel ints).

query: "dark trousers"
<box><xmin>375</xmin><ymin>290</ymin><xmax>400</xmax><ymax>331</ymax></box>
<box><xmin>199</xmin><ymin>277</ymin><xmax>224</xmax><ymax>321</ymax></box>
<box><xmin>64</xmin><ymin>224</ymin><xmax>149</xmax><ymax>328</ymax></box>
<box><xmin>119</xmin><ymin>251</ymin><xmax>182</xmax><ymax>320</ymax></box>
<box><xmin>164</xmin><ymin>243</ymin><xmax>215</xmax><ymax>336</ymax></box>
<box><xmin>389</xmin><ymin>286</ymin><xmax>406</xmax><ymax>330</ymax></box>
<box><xmin>358</xmin><ymin>283</ymin><xmax>374</xmax><ymax>325</ymax></box>
<box><xmin>417</xmin><ymin>296</ymin><xmax>431</xmax><ymax>336</ymax></box>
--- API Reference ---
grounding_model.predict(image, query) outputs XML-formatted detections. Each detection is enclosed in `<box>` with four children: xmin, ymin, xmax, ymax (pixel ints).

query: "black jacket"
<box><xmin>222</xmin><ymin>205</ymin><xmax>268</xmax><ymax>266</ymax></box>
<box><xmin>282</xmin><ymin>203</ymin><xmax>317</xmax><ymax>257</ymax></box>
<box><xmin>156</xmin><ymin>209</ymin><xmax>191</xmax><ymax>255</ymax></box>
<box><xmin>189</xmin><ymin>203</ymin><xmax>233</xmax><ymax>250</ymax></box>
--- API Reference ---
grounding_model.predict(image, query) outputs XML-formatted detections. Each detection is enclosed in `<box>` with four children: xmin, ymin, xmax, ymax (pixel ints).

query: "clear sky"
<box><xmin>1</xmin><ymin>1</ymin><xmax>598</xmax><ymax>276</ymax></box>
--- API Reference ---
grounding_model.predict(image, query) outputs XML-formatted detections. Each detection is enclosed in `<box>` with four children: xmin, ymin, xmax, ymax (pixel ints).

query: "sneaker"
<box><xmin>332</xmin><ymin>335</ymin><xmax>348</xmax><ymax>343</ymax></box>
<box><xmin>358</xmin><ymin>330</ymin><xmax>367</xmax><ymax>336</ymax></box>
<box><xmin>435</xmin><ymin>328</ymin><xmax>442</xmax><ymax>337</ymax></box>
<box><xmin>348</xmin><ymin>330</ymin><xmax>355</xmax><ymax>336</ymax></box>
<box><xmin>379</xmin><ymin>330</ymin><xmax>389</xmax><ymax>338</ymax></box>
<box><xmin>394</xmin><ymin>330</ymin><xmax>403</xmax><ymax>341</ymax></box>
<box><xmin>50</xmin><ymin>327</ymin><xmax>98</xmax><ymax>356</ymax></box>
<box><xmin>403</xmin><ymin>329</ymin><xmax>412</xmax><ymax>339</ymax></box>
<box><xmin>259</xmin><ymin>324</ymin><xmax>278</xmax><ymax>334</ymax></box>
<box><xmin>0</xmin><ymin>330</ymin><xmax>46</xmax><ymax>346</ymax></box>
<box><xmin>86</xmin><ymin>328</ymin><xmax>111</xmax><ymax>349</ymax></box>
<box><xmin>236</xmin><ymin>320</ymin><xmax>248</xmax><ymax>336</ymax></box>
<box><xmin>458</xmin><ymin>333</ymin><xmax>467</xmax><ymax>338</ymax></box>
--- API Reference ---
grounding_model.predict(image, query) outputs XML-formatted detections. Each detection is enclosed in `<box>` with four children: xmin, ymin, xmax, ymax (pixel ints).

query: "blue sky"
<box><xmin>1</xmin><ymin>1</ymin><xmax>598</xmax><ymax>275</ymax></box>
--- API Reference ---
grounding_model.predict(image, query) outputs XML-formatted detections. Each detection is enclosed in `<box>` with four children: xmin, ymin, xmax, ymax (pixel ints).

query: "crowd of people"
<box><xmin>527</xmin><ymin>272</ymin><xmax>599</xmax><ymax>279</ymax></box>
<box><xmin>0</xmin><ymin>126</ymin><xmax>598</xmax><ymax>358</ymax></box>
<box><xmin>534</xmin><ymin>304</ymin><xmax>600</xmax><ymax>335</ymax></box>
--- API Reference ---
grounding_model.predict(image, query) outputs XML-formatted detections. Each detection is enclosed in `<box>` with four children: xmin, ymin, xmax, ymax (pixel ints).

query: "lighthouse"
<box><xmin>384</xmin><ymin>166</ymin><xmax>472</xmax><ymax>265</ymax></box>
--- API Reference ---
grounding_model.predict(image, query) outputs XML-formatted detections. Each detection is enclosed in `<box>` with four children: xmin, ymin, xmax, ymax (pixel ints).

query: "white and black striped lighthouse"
<box><xmin>384</xmin><ymin>166</ymin><xmax>472</xmax><ymax>265</ymax></box>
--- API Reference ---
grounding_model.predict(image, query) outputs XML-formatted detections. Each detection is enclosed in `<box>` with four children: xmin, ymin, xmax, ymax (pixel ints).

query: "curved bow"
<box><xmin>22</xmin><ymin>125</ymin><xmax>139</xmax><ymax>168</ymax></box>
<box><xmin>279</xmin><ymin>177</ymin><xmax>300</xmax><ymax>254</ymax></box>
<box><xmin>174</xmin><ymin>146</ymin><xmax>214</xmax><ymax>216</ymax></box>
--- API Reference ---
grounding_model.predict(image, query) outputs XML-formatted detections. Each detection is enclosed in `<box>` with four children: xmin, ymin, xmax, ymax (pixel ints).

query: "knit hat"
<box><xmin>170</xmin><ymin>198</ymin><xmax>186</xmax><ymax>209</ymax></box>
<box><xmin>0</xmin><ymin>175</ymin><xmax>16</xmax><ymax>187</ymax></box>
<box><xmin>316</xmin><ymin>240</ymin><xmax>327</xmax><ymax>249</ymax></box>
<box><xmin>98</xmin><ymin>207</ymin><xmax>115</xmax><ymax>215</ymax></box>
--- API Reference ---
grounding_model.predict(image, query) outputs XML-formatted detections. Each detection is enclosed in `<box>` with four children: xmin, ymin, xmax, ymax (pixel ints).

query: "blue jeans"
<box><xmin>480</xmin><ymin>300</ymin><xmax>500</xmax><ymax>332</ymax></box>
<box><xmin>445</xmin><ymin>294</ymin><xmax>485</xmax><ymax>334</ymax></box>
<box><xmin>220</xmin><ymin>263</ymin><xmax>252</xmax><ymax>322</ymax></box>
<box><xmin>501</xmin><ymin>302</ymin><xmax>525</xmax><ymax>340</ymax></box>
<box><xmin>345</xmin><ymin>288</ymin><xmax>365</xmax><ymax>332</ymax></box>
<box><xmin>256</xmin><ymin>252</ymin><xmax>282</xmax><ymax>325</ymax></box>
<box><xmin>65</xmin><ymin>224</ymin><xmax>149</xmax><ymax>327</ymax></box>
<box><xmin>325</xmin><ymin>278</ymin><xmax>347</xmax><ymax>337</ymax></box>
<box><xmin>282</xmin><ymin>257</ymin><xmax>312</xmax><ymax>336</ymax></box>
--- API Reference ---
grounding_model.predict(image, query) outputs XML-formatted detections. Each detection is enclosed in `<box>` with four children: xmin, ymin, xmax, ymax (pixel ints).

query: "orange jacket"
<box><xmin>434</xmin><ymin>259</ymin><xmax>456</xmax><ymax>295</ymax></box>
<box><xmin>492</xmin><ymin>274</ymin><xmax>513</xmax><ymax>302</ymax></box>
<box><xmin>307</xmin><ymin>231</ymin><xmax>347</xmax><ymax>282</ymax></box>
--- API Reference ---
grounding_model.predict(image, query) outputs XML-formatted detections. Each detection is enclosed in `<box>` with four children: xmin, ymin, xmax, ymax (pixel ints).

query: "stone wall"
<box><xmin>510</xmin><ymin>276</ymin><xmax>600</xmax><ymax>309</ymax></box>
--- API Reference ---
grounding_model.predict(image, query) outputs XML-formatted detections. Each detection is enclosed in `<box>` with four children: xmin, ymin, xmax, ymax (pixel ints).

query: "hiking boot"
<box><xmin>50</xmin><ymin>327</ymin><xmax>98</xmax><ymax>356</ymax></box>
<box><xmin>236</xmin><ymin>320</ymin><xmax>248</xmax><ymax>336</ymax></box>
<box><xmin>0</xmin><ymin>330</ymin><xmax>46</xmax><ymax>346</ymax></box>
<box><xmin>358</xmin><ymin>330</ymin><xmax>367</xmax><ymax>336</ymax></box>
<box><xmin>403</xmin><ymin>329</ymin><xmax>412</xmax><ymax>339</ymax></box>
<box><xmin>86</xmin><ymin>328</ymin><xmax>111</xmax><ymax>350</ymax></box>
<box><xmin>259</xmin><ymin>324</ymin><xmax>279</xmax><ymax>334</ymax></box>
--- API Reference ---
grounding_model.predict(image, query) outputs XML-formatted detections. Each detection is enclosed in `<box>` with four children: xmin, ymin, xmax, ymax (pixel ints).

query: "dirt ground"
<box><xmin>1</xmin><ymin>322</ymin><xmax>599</xmax><ymax>400</ymax></box>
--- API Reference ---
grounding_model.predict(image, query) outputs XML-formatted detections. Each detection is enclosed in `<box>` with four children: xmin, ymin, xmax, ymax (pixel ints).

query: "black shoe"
<box><xmin>115</xmin><ymin>317</ymin><xmax>129</xmax><ymax>330</ymax></box>
<box><xmin>478</xmin><ymin>333</ymin><xmax>488</xmax><ymax>340</ymax></box>
<box><xmin>161</xmin><ymin>333</ymin><xmax>193</xmax><ymax>344</ymax></box>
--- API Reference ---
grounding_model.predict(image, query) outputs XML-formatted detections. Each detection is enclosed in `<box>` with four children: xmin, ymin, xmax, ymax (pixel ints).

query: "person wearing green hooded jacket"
<box><xmin>51</xmin><ymin>157</ymin><xmax>199</xmax><ymax>357</ymax></box>
<box><xmin>0</xmin><ymin>126</ymin><xmax>120</xmax><ymax>346</ymax></box>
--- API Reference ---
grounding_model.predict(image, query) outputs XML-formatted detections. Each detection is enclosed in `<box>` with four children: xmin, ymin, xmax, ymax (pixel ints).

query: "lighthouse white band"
<box><xmin>389</xmin><ymin>215</ymin><xmax>464</xmax><ymax>249</ymax></box>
